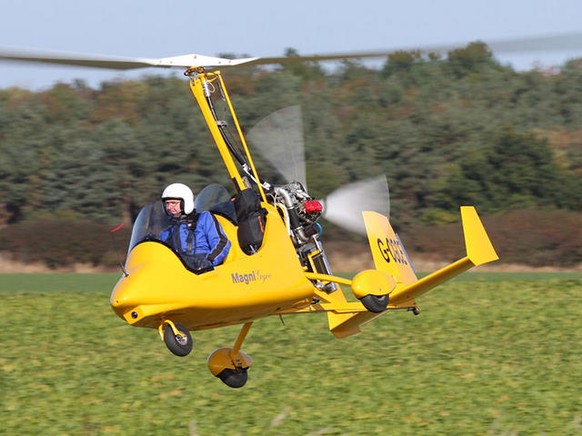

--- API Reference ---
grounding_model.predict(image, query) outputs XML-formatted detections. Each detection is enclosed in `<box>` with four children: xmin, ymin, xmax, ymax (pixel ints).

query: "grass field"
<box><xmin>0</xmin><ymin>273</ymin><xmax>580</xmax><ymax>435</ymax></box>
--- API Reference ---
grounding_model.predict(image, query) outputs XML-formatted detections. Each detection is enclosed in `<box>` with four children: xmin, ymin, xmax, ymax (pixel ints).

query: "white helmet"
<box><xmin>161</xmin><ymin>183</ymin><xmax>195</xmax><ymax>215</ymax></box>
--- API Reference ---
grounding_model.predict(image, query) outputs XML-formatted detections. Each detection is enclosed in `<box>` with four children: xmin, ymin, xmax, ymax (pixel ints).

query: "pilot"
<box><xmin>159</xmin><ymin>183</ymin><xmax>231</xmax><ymax>272</ymax></box>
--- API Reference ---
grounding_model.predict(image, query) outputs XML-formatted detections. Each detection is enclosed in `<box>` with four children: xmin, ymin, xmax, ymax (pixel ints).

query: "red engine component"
<box><xmin>303</xmin><ymin>200</ymin><xmax>323</xmax><ymax>214</ymax></box>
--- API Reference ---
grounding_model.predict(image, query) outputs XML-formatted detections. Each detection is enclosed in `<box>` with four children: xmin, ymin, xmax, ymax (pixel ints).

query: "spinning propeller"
<box><xmin>247</xmin><ymin>105</ymin><xmax>390</xmax><ymax>235</ymax></box>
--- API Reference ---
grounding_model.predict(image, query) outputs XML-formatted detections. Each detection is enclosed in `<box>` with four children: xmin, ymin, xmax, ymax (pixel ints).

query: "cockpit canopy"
<box><xmin>128</xmin><ymin>184</ymin><xmax>235</xmax><ymax>253</ymax></box>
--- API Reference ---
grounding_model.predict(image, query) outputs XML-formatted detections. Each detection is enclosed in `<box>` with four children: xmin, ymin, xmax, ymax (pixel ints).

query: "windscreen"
<box><xmin>127</xmin><ymin>201</ymin><xmax>171</xmax><ymax>253</ymax></box>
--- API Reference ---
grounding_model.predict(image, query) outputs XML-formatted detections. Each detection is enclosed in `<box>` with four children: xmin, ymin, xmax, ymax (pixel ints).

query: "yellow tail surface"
<box><xmin>362</xmin><ymin>211</ymin><xmax>417</xmax><ymax>286</ymax></box>
<box><xmin>327</xmin><ymin>206</ymin><xmax>499</xmax><ymax>338</ymax></box>
<box><xmin>386</xmin><ymin>206</ymin><xmax>499</xmax><ymax>307</ymax></box>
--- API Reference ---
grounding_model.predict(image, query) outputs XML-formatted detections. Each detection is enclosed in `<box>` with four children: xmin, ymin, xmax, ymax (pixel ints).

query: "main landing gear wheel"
<box><xmin>217</xmin><ymin>367</ymin><xmax>248</xmax><ymax>389</ymax></box>
<box><xmin>207</xmin><ymin>347</ymin><xmax>252</xmax><ymax>389</ymax></box>
<box><xmin>163</xmin><ymin>321</ymin><xmax>193</xmax><ymax>356</ymax></box>
<box><xmin>360</xmin><ymin>294</ymin><xmax>389</xmax><ymax>313</ymax></box>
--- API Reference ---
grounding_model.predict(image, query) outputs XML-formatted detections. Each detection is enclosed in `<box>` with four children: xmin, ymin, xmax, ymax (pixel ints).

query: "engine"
<box><xmin>271</xmin><ymin>181</ymin><xmax>323</xmax><ymax>246</ymax></box>
<box><xmin>270</xmin><ymin>181</ymin><xmax>337</xmax><ymax>292</ymax></box>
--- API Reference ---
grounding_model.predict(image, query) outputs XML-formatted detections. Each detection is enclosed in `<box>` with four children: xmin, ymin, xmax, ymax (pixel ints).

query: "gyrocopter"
<box><xmin>0</xmin><ymin>43</ymin><xmax>507</xmax><ymax>389</ymax></box>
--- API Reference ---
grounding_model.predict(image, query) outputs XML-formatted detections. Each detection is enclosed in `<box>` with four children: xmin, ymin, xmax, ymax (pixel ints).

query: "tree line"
<box><xmin>1</xmin><ymin>42</ymin><xmax>581</xmax><ymax>266</ymax></box>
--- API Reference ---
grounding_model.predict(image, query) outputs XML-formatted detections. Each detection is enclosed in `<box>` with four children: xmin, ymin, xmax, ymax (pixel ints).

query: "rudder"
<box><xmin>362</xmin><ymin>211</ymin><xmax>417</xmax><ymax>286</ymax></box>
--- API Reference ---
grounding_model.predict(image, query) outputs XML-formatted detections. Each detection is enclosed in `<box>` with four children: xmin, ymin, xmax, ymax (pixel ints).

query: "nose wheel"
<box><xmin>207</xmin><ymin>322</ymin><xmax>253</xmax><ymax>388</ymax></box>
<box><xmin>159</xmin><ymin>320</ymin><xmax>193</xmax><ymax>356</ymax></box>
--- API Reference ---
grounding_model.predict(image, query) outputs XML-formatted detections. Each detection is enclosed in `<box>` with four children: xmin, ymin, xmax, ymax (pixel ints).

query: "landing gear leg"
<box><xmin>207</xmin><ymin>322</ymin><xmax>253</xmax><ymax>388</ymax></box>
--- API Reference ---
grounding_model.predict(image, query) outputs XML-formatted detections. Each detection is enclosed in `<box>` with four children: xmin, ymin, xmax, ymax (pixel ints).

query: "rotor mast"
<box><xmin>186</xmin><ymin>67</ymin><xmax>267</xmax><ymax>200</ymax></box>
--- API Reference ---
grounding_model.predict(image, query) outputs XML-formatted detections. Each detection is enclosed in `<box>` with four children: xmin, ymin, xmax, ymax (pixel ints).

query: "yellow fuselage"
<box><xmin>110</xmin><ymin>204</ymin><xmax>315</xmax><ymax>330</ymax></box>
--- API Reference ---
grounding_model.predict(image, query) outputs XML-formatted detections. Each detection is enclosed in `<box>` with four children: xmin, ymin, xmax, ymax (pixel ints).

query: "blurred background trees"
<box><xmin>1</xmin><ymin>42</ymin><xmax>580</xmax><ymax>267</ymax></box>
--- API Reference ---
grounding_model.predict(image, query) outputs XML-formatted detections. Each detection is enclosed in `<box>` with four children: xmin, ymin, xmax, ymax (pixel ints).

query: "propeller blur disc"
<box><xmin>247</xmin><ymin>105</ymin><xmax>307</xmax><ymax>187</ymax></box>
<box><xmin>248</xmin><ymin>105</ymin><xmax>390</xmax><ymax>234</ymax></box>
<box><xmin>323</xmin><ymin>175</ymin><xmax>390</xmax><ymax>235</ymax></box>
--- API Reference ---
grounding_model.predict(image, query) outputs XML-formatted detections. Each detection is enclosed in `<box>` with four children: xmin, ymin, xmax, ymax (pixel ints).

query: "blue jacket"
<box><xmin>160</xmin><ymin>211</ymin><xmax>231</xmax><ymax>267</ymax></box>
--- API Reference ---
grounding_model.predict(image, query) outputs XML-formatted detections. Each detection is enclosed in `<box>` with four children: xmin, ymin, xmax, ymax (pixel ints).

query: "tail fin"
<box><xmin>461</xmin><ymin>206</ymin><xmax>499</xmax><ymax>266</ymax></box>
<box><xmin>362</xmin><ymin>211</ymin><xmax>417</xmax><ymax>285</ymax></box>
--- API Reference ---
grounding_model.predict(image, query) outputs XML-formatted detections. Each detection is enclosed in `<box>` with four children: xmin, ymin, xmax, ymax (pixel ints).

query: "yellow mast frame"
<box><xmin>186</xmin><ymin>67</ymin><xmax>267</xmax><ymax>201</ymax></box>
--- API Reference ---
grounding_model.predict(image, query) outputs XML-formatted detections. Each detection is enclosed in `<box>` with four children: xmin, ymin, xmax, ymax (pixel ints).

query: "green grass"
<box><xmin>0</xmin><ymin>274</ymin><xmax>580</xmax><ymax>435</ymax></box>
<box><xmin>0</xmin><ymin>273</ymin><xmax>121</xmax><ymax>294</ymax></box>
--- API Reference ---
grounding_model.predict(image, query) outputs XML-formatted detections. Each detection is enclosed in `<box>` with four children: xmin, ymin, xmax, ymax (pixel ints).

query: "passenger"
<box><xmin>159</xmin><ymin>183</ymin><xmax>230</xmax><ymax>272</ymax></box>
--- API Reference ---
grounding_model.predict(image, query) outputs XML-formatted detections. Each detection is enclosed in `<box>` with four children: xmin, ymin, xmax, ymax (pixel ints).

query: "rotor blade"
<box><xmin>324</xmin><ymin>175</ymin><xmax>390</xmax><ymax>235</ymax></box>
<box><xmin>247</xmin><ymin>32</ymin><xmax>582</xmax><ymax>65</ymax></box>
<box><xmin>0</xmin><ymin>47</ymin><xmax>258</xmax><ymax>70</ymax></box>
<box><xmin>2</xmin><ymin>32</ymin><xmax>581</xmax><ymax>72</ymax></box>
<box><xmin>247</xmin><ymin>105</ymin><xmax>307</xmax><ymax>187</ymax></box>
<box><xmin>486</xmin><ymin>32</ymin><xmax>582</xmax><ymax>54</ymax></box>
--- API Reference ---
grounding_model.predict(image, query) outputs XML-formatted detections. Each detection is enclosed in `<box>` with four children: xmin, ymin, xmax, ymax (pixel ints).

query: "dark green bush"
<box><xmin>0</xmin><ymin>210</ymin><xmax>579</xmax><ymax>269</ymax></box>
<box><xmin>0</xmin><ymin>219</ymin><xmax>131</xmax><ymax>269</ymax></box>
<box><xmin>400</xmin><ymin>209</ymin><xmax>582</xmax><ymax>267</ymax></box>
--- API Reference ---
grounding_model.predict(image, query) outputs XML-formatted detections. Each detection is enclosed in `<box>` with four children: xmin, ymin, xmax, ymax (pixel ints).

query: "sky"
<box><xmin>1</xmin><ymin>0</ymin><xmax>582</xmax><ymax>90</ymax></box>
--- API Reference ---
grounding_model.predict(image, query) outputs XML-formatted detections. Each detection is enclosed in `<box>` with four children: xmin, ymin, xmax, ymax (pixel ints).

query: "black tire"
<box><xmin>163</xmin><ymin>322</ymin><xmax>193</xmax><ymax>357</ymax></box>
<box><xmin>217</xmin><ymin>367</ymin><xmax>248</xmax><ymax>388</ymax></box>
<box><xmin>360</xmin><ymin>294</ymin><xmax>389</xmax><ymax>313</ymax></box>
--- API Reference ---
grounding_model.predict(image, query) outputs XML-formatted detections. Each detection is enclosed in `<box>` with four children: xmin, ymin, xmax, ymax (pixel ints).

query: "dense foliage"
<box><xmin>402</xmin><ymin>209</ymin><xmax>582</xmax><ymax>267</ymax></box>
<box><xmin>1</xmin><ymin>42</ymin><xmax>581</xmax><ymax>266</ymax></box>
<box><xmin>0</xmin><ymin>218</ymin><xmax>131</xmax><ymax>268</ymax></box>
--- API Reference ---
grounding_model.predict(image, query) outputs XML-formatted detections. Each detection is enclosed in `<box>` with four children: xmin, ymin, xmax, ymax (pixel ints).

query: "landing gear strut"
<box><xmin>207</xmin><ymin>322</ymin><xmax>253</xmax><ymax>388</ymax></box>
